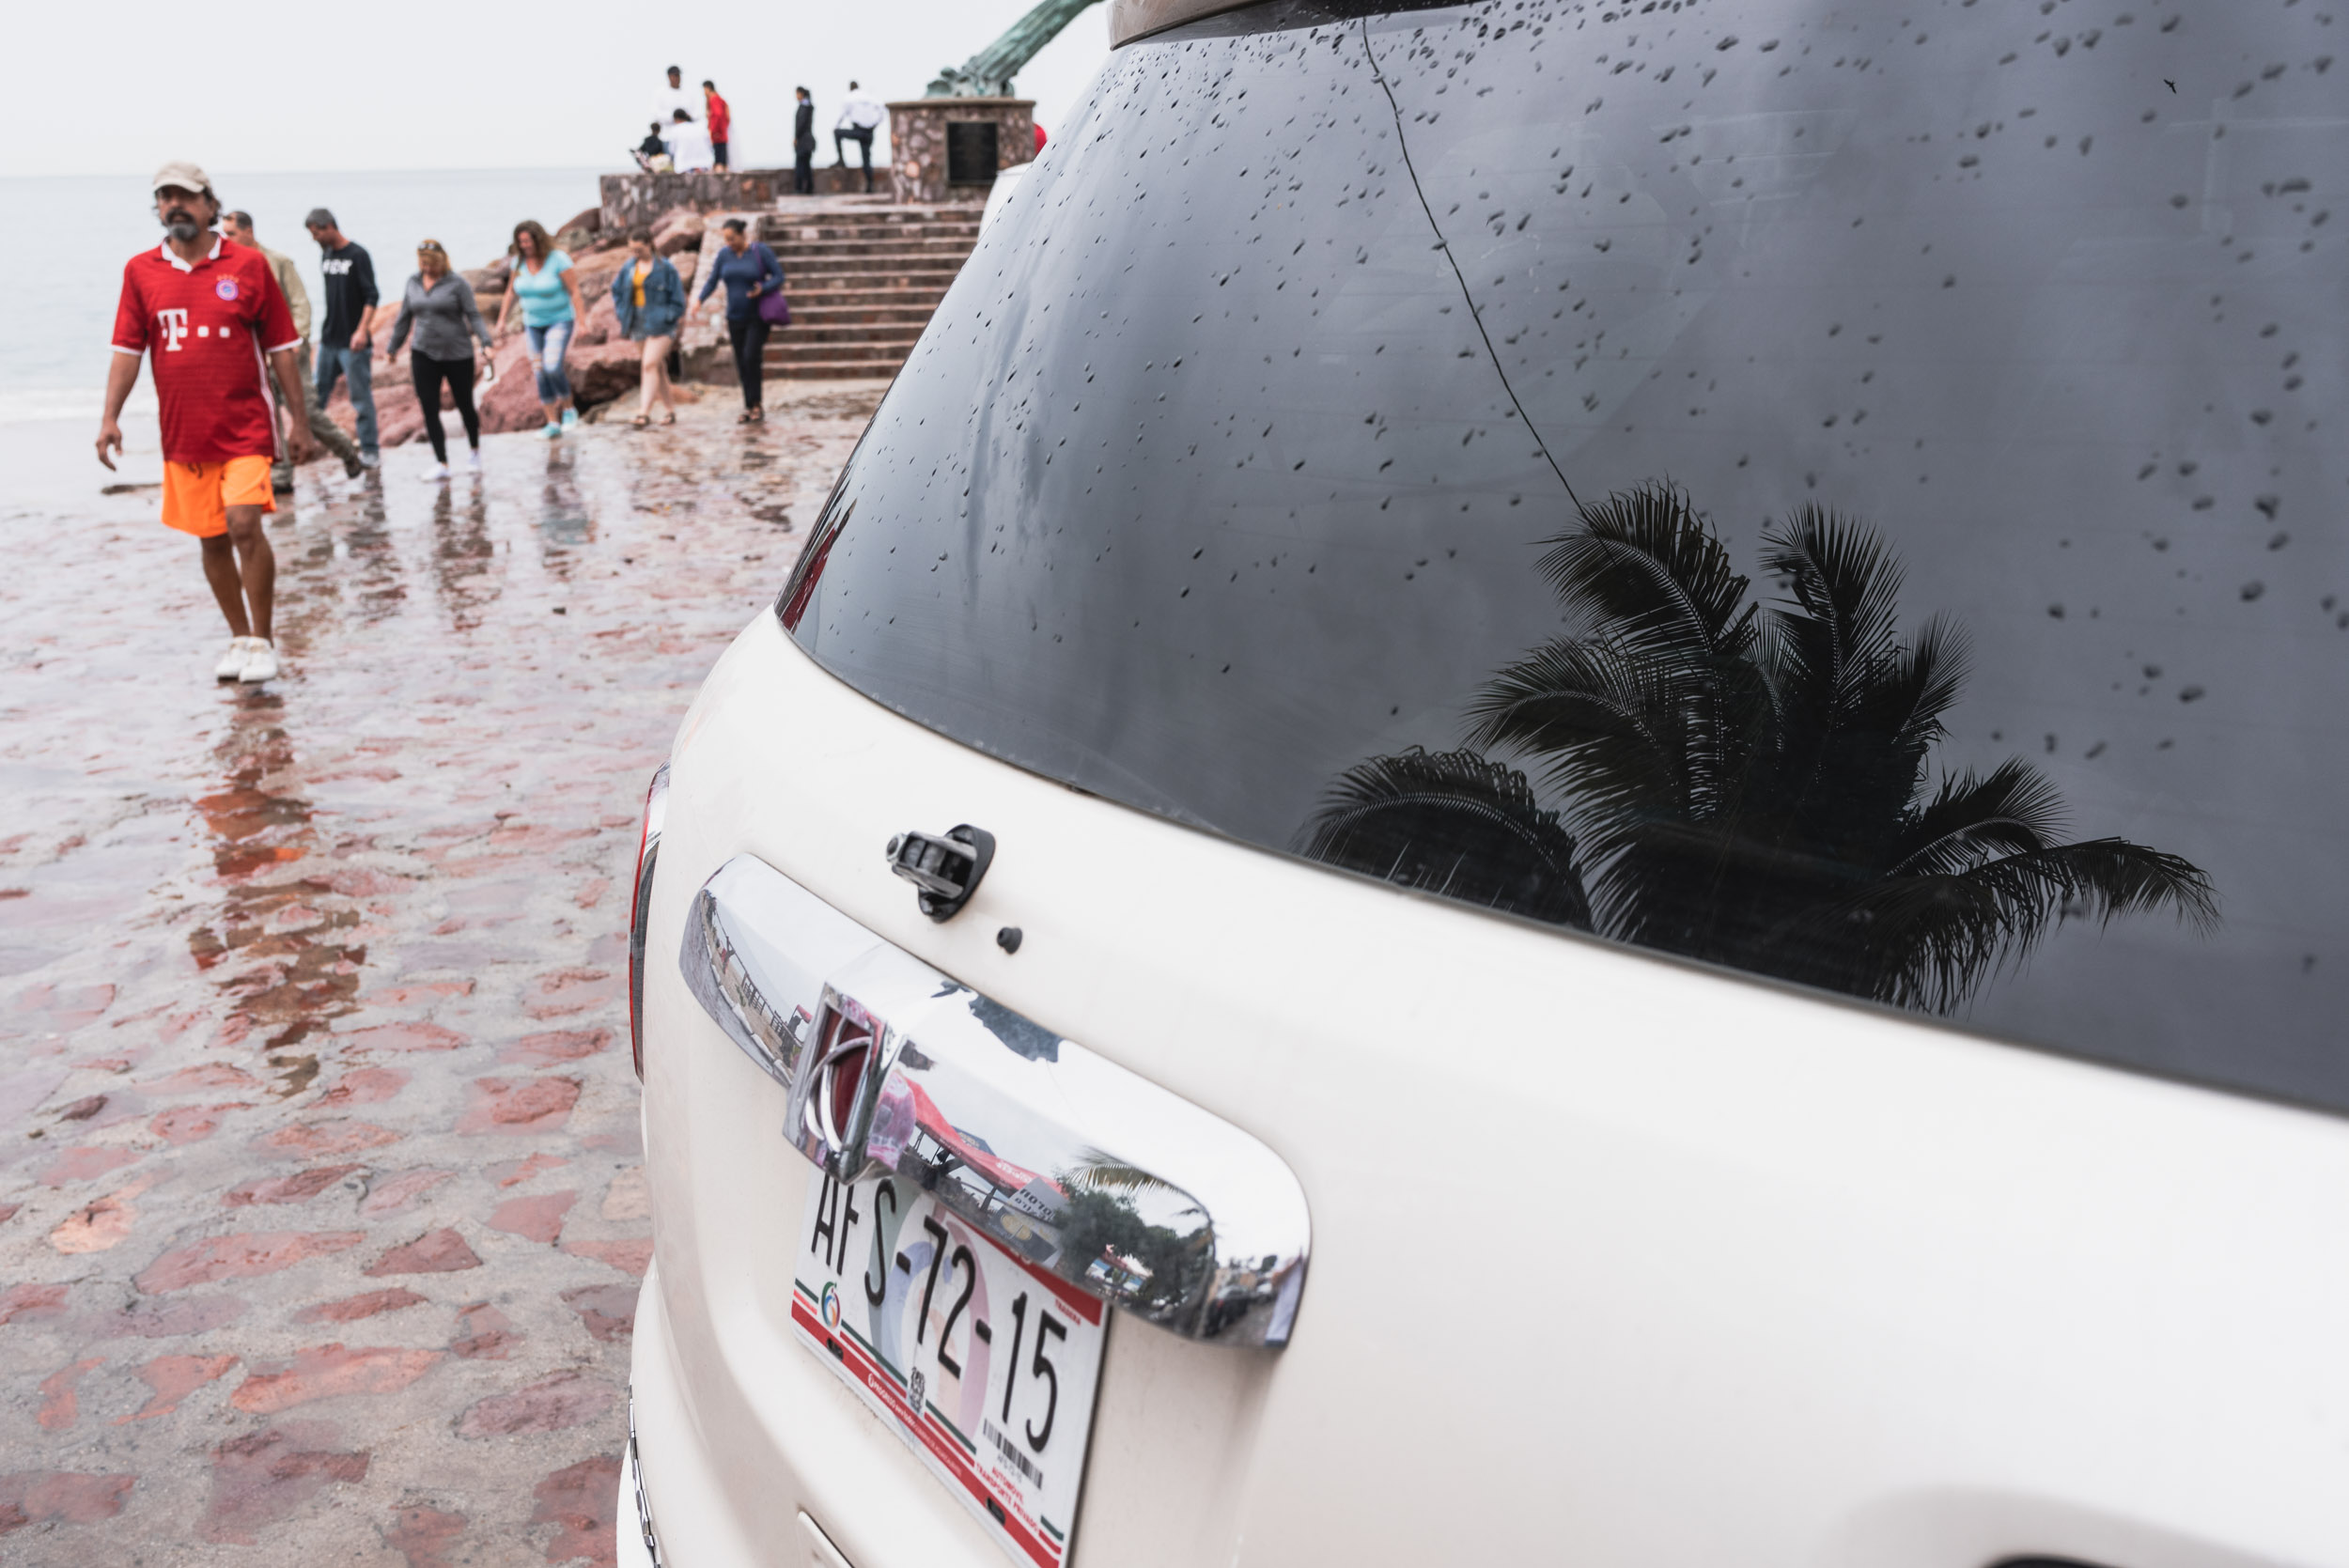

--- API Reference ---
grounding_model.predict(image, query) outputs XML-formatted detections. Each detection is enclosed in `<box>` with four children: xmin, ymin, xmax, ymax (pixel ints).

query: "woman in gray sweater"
<box><xmin>385</xmin><ymin>240</ymin><xmax>495</xmax><ymax>480</ymax></box>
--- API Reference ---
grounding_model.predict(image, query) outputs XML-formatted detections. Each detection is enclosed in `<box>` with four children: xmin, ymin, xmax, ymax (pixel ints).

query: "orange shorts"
<box><xmin>162</xmin><ymin>456</ymin><xmax>275</xmax><ymax>538</ymax></box>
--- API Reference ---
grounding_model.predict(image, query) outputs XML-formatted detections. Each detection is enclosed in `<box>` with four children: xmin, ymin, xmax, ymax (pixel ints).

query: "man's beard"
<box><xmin>162</xmin><ymin>209</ymin><xmax>202</xmax><ymax>241</ymax></box>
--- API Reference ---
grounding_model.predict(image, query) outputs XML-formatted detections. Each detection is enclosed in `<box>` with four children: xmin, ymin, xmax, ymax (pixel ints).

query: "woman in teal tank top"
<box><xmin>494</xmin><ymin>219</ymin><xmax>589</xmax><ymax>439</ymax></box>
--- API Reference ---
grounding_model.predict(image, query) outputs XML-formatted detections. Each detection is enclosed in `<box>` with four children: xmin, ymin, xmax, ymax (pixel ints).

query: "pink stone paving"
<box><xmin>0</xmin><ymin>385</ymin><xmax>880</xmax><ymax>1562</ymax></box>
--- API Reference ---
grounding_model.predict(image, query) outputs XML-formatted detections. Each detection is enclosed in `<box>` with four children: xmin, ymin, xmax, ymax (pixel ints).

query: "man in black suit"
<box><xmin>793</xmin><ymin>87</ymin><xmax>817</xmax><ymax>195</ymax></box>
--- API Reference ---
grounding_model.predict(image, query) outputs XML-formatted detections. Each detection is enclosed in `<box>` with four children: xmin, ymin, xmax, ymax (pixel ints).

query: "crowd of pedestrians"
<box><xmin>97</xmin><ymin>60</ymin><xmax>904</xmax><ymax>686</ymax></box>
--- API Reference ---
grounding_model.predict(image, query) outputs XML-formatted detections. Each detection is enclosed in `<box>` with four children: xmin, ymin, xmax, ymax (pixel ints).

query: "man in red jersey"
<box><xmin>97</xmin><ymin>163</ymin><xmax>318</xmax><ymax>685</ymax></box>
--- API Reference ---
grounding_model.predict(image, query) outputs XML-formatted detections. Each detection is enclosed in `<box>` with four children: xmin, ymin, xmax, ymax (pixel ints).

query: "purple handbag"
<box><xmin>754</xmin><ymin>243</ymin><xmax>789</xmax><ymax>325</ymax></box>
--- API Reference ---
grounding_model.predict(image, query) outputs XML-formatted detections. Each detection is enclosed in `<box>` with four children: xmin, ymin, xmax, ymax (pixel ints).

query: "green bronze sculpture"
<box><xmin>927</xmin><ymin>0</ymin><xmax>1105</xmax><ymax>97</ymax></box>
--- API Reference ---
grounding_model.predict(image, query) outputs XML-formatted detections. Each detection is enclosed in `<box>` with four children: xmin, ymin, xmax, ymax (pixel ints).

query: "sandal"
<box><xmin>630</xmin><ymin>414</ymin><xmax>650</xmax><ymax>427</ymax></box>
<box><xmin>746</xmin><ymin>407</ymin><xmax>765</xmax><ymax>424</ymax></box>
<box><xmin>659</xmin><ymin>412</ymin><xmax>677</xmax><ymax>426</ymax></box>
<box><xmin>737</xmin><ymin>411</ymin><xmax>754</xmax><ymax>425</ymax></box>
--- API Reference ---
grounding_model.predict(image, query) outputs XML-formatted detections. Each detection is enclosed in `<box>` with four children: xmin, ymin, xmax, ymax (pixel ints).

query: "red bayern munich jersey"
<box><xmin>111</xmin><ymin>237</ymin><xmax>301</xmax><ymax>464</ymax></box>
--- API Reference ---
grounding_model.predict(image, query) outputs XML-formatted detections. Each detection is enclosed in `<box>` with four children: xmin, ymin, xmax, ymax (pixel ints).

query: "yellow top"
<box><xmin>632</xmin><ymin>258</ymin><xmax>651</xmax><ymax>312</ymax></box>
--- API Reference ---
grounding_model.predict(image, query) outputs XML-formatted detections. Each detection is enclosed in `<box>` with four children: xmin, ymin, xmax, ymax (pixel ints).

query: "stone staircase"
<box><xmin>758</xmin><ymin>206</ymin><xmax>984</xmax><ymax>380</ymax></box>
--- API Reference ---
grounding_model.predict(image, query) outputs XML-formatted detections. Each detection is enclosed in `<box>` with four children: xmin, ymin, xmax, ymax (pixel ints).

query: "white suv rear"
<box><xmin>624</xmin><ymin>0</ymin><xmax>2349</xmax><ymax>1563</ymax></box>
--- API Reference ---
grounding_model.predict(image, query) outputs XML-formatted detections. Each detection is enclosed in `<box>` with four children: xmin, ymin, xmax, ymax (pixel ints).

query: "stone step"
<box><xmin>767</xmin><ymin>358</ymin><xmax>909</xmax><ymax>380</ymax></box>
<box><xmin>766</xmin><ymin>318</ymin><xmax>921</xmax><ymax>345</ymax></box>
<box><xmin>786</xmin><ymin>303</ymin><xmax>941</xmax><ymax>325</ymax></box>
<box><xmin>783</xmin><ymin>287</ymin><xmax>952</xmax><ymax>311</ymax></box>
<box><xmin>772</xmin><ymin>235</ymin><xmax>982</xmax><ymax>258</ymax></box>
<box><xmin>760</xmin><ymin>222</ymin><xmax>982</xmax><ymax>245</ymax></box>
<box><xmin>783</xmin><ymin>253</ymin><xmax>968</xmax><ymax>277</ymax></box>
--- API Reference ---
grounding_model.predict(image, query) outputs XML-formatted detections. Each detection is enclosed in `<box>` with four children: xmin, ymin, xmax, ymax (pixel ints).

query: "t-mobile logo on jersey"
<box><xmin>157</xmin><ymin>308</ymin><xmax>191</xmax><ymax>351</ymax></box>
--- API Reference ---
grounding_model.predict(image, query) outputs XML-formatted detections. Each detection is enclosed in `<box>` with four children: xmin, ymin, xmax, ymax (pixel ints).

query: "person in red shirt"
<box><xmin>97</xmin><ymin>163</ymin><xmax>318</xmax><ymax>685</ymax></box>
<box><xmin>702</xmin><ymin>80</ymin><xmax>732</xmax><ymax>170</ymax></box>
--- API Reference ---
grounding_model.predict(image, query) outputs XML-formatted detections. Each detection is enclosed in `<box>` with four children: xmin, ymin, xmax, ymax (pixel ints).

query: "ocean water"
<box><xmin>6</xmin><ymin>168</ymin><xmax>600</xmax><ymax>427</ymax></box>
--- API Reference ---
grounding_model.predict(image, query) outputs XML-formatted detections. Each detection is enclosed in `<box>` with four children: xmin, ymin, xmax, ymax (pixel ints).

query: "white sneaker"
<box><xmin>238</xmin><ymin>641</ymin><xmax>281</xmax><ymax>684</ymax></box>
<box><xmin>214</xmin><ymin>636</ymin><xmax>255</xmax><ymax>681</ymax></box>
<box><xmin>466</xmin><ymin>448</ymin><xmax>484</xmax><ymax>472</ymax></box>
<box><xmin>540</xmin><ymin>423</ymin><xmax>562</xmax><ymax>441</ymax></box>
<box><xmin>424</xmin><ymin>463</ymin><xmax>451</xmax><ymax>483</ymax></box>
<box><xmin>359</xmin><ymin>451</ymin><xmax>382</xmax><ymax>470</ymax></box>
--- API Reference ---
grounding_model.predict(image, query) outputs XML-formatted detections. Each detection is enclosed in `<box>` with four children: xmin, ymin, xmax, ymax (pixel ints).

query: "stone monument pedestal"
<box><xmin>885</xmin><ymin>98</ymin><xmax>1036</xmax><ymax>205</ymax></box>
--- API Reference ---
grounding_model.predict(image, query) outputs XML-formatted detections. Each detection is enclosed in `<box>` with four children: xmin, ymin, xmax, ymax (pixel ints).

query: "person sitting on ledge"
<box><xmin>634</xmin><ymin>123</ymin><xmax>673</xmax><ymax>173</ymax></box>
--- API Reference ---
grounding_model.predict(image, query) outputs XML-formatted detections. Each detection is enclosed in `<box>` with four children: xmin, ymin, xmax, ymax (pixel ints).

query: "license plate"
<box><xmin>792</xmin><ymin>1171</ymin><xmax>1107</xmax><ymax>1567</ymax></box>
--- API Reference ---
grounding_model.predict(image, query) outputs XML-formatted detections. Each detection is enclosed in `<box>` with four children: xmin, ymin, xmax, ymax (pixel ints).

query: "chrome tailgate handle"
<box><xmin>679</xmin><ymin>853</ymin><xmax>1309</xmax><ymax>1348</ymax></box>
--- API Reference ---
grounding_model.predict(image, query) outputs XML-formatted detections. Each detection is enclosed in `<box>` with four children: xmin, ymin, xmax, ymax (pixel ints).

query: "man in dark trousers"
<box><xmin>703</xmin><ymin>79</ymin><xmax>732</xmax><ymax>170</ymax></box>
<box><xmin>793</xmin><ymin>87</ymin><xmax>817</xmax><ymax>194</ymax></box>
<box><xmin>834</xmin><ymin>83</ymin><xmax>884</xmax><ymax>194</ymax></box>
<box><xmin>303</xmin><ymin>208</ymin><xmax>381</xmax><ymax>469</ymax></box>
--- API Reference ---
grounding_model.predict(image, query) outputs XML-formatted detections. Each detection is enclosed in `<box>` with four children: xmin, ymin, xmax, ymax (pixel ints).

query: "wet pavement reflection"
<box><xmin>0</xmin><ymin>385</ymin><xmax>882</xmax><ymax>1561</ymax></box>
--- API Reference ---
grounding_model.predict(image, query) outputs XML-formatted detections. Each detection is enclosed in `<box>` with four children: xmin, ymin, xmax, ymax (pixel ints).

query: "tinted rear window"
<box><xmin>782</xmin><ymin>0</ymin><xmax>2349</xmax><ymax>1110</ymax></box>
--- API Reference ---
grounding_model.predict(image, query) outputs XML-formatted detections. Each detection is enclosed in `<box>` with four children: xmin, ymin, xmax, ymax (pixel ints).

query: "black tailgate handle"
<box><xmin>885</xmin><ymin>825</ymin><xmax>995</xmax><ymax>921</ymax></box>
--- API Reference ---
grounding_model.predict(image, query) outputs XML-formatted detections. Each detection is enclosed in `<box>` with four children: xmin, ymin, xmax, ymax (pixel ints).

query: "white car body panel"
<box><xmin>630</xmin><ymin>612</ymin><xmax>2349</xmax><ymax>1567</ymax></box>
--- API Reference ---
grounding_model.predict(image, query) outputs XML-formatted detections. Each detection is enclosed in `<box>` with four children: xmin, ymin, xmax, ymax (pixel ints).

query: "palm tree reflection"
<box><xmin>1300</xmin><ymin>482</ymin><xmax>2217</xmax><ymax>1015</ymax></box>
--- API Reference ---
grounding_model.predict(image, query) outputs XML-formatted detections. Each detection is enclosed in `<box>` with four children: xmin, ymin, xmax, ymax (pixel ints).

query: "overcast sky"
<box><xmin>5</xmin><ymin>0</ymin><xmax>1112</xmax><ymax>178</ymax></box>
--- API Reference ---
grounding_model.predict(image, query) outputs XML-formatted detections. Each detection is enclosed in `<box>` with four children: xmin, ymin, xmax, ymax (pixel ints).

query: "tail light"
<box><xmin>628</xmin><ymin>763</ymin><xmax>672</xmax><ymax>1079</ymax></box>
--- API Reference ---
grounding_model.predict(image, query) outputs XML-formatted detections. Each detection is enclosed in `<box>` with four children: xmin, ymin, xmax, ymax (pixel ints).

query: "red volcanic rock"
<box><xmin>39</xmin><ymin>1145</ymin><xmax>139</xmax><ymax>1186</ymax></box>
<box><xmin>359</xmin><ymin>1169</ymin><xmax>455</xmax><ymax>1217</ymax></box>
<box><xmin>0</xmin><ymin>1283</ymin><xmax>69</xmax><ymax>1326</ymax></box>
<box><xmin>486</xmin><ymin>1190</ymin><xmax>575</xmax><ymax>1245</ymax></box>
<box><xmin>139</xmin><ymin>1062</ymin><xmax>260</xmax><ymax>1094</ymax></box>
<box><xmin>562</xmin><ymin>1237</ymin><xmax>652</xmax><ymax>1277</ymax></box>
<box><xmin>531</xmin><ymin>1455</ymin><xmax>622</xmax><ymax>1565</ymax></box>
<box><xmin>341</xmin><ymin>1021</ymin><xmax>466</xmax><ymax>1054</ymax></box>
<box><xmin>456</xmin><ymin>1371</ymin><xmax>611</xmax><ymax>1437</ymax></box>
<box><xmin>257</xmin><ymin>1119</ymin><xmax>400</xmax><ymax>1158</ymax></box>
<box><xmin>502</xmin><ymin>1029</ymin><xmax>608</xmax><ymax>1066</ymax></box>
<box><xmin>566</xmin><ymin>340</ymin><xmax>646</xmax><ymax>407</ymax></box>
<box><xmin>450</xmin><ymin>1302</ymin><xmax>519</xmax><ymax>1360</ymax></box>
<box><xmin>486</xmin><ymin>1152</ymin><xmax>568</xmax><ymax>1187</ymax></box>
<box><xmin>37</xmin><ymin>1358</ymin><xmax>102</xmax><ymax>1431</ymax></box>
<box><xmin>231</xmin><ymin>1343</ymin><xmax>445</xmax><ymax>1415</ymax></box>
<box><xmin>653</xmin><ymin>210</ymin><xmax>705</xmax><ymax>256</ymax></box>
<box><xmin>294</xmin><ymin>1288</ymin><xmax>428</xmax><ymax>1325</ymax></box>
<box><xmin>384</xmin><ymin>1504</ymin><xmax>470</xmax><ymax>1568</ymax></box>
<box><xmin>202</xmin><ymin>1424</ymin><xmax>368</xmax><ymax>1545</ymax></box>
<box><xmin>151</xmin><ymin>1101</ymin><xmax>249</xmax><ymax>1145</ymax></box>
<box><xmin>135</xmin><ymin>1231</ymin><xmax>363</xmax><ymax>1293</ymax></box>
<box><xmin>359</xmin><ymin>1230</ymin><xmax>479</xmax><ymax>1277</ymax></box>
<box><xmin>560</xmin><ymin>1283</ymin><xmax>638</xmax><ymax>1343</ymax></box>
<box><xmin>122</xmin><ymin>1353</ymin><xmax>239</xmax><ymax>1421</ymax></box>
<box><xmin>364</xmin><ymin>1228</ymin><xmax>481</xmax><ymax>1276</ymax></box>
<box><xmin>225</xmin><ymin>1164</ymin><xmax>361</xmax><ymax>1207</ymax></box>
<box><xmin>0</xmin><ymin>1470</ymin><xmax>136</xmax><ymax>1532</ymax></box>
<box><xmin>457</xmin><ymin>1076</ymin><xmax>581</xmax><ymax>1135</ymax></box>
<box><xmin>316</xmin><ymin>1068</ymin><xmax>410</xmax><ymax>1110</ymax></box>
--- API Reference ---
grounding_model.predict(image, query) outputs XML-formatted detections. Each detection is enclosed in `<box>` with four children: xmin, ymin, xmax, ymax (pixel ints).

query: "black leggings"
<box><xmin>729</xmin><ymin>313</ymin><xmax>770</xmax><ymax>411</ymax></box>
<box><xmin>410</xmin><ymin>351</ymin><xmax>479</xmax><ymax>463</ymax></box>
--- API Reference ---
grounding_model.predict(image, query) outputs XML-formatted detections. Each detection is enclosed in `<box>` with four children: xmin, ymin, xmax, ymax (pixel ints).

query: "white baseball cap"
<box><xmin>151</xmin><ymin>161</ymin><xmax>212</xmax><ymax>196</ymax></box>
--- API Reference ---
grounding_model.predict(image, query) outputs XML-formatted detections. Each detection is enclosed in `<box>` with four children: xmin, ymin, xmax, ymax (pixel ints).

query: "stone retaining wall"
<box><xmin>598</xmin><ymin>167</ymin><xmax>877</xmax><ymax>229</ymax></box>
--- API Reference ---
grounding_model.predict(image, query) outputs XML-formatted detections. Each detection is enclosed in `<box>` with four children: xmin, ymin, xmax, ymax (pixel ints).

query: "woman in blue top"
<box><xmin>686</xmin><ymin>218</ymin><xmax>784</xmax><ymax>423</ymax></box>
<box><xmin>494</xmin><ymin>219</ymin><xmax>590</xmax><ymax>439</ymax></box>
<box><xmin>611</xmin><ymin>225</ymin><xmax>687</xmax><ymax>427</ymax></box>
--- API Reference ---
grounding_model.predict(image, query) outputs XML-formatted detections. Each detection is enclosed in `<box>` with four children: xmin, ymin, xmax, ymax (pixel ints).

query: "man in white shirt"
<box><xmin>664</xmin><ymin>109</ymin><xmax>716</xmax><ymax>174</ymax></box>
<box><xmin>654</xmin><ymin>66</ymin><xmax>697</xmax><ymax>129</ymax></box>
<box><xmin>834</xmin><ymin>82</ymin><xmax>887</xmax><ymax>193</ymax></box>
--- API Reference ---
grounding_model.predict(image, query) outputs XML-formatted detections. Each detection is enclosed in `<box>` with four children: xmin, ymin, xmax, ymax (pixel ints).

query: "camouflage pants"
<box><xmin>272</xmin><ymin>343</ymin><xmax>364</xmax><ymax>488</ymax></box>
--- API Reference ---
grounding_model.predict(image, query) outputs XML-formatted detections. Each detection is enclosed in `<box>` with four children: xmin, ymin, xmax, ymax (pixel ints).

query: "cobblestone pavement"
<box><xmin>0</xmin><ymin>384</ymin><xmax>879</xmax><ymax>1564</ymax></box>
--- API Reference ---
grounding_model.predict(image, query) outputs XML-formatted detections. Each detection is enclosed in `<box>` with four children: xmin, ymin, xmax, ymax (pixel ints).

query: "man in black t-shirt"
<box><xmin>303</xmin><ymin>207</ymin><xmax>381</xmax><ymax>468</ymax></box>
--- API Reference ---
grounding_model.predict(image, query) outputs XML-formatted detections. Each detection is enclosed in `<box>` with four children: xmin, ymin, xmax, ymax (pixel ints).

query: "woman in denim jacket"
<box><xmin>612</xmin><ymin>226</ymin><xmax>688</xmax><ymax>427</ymax></box>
